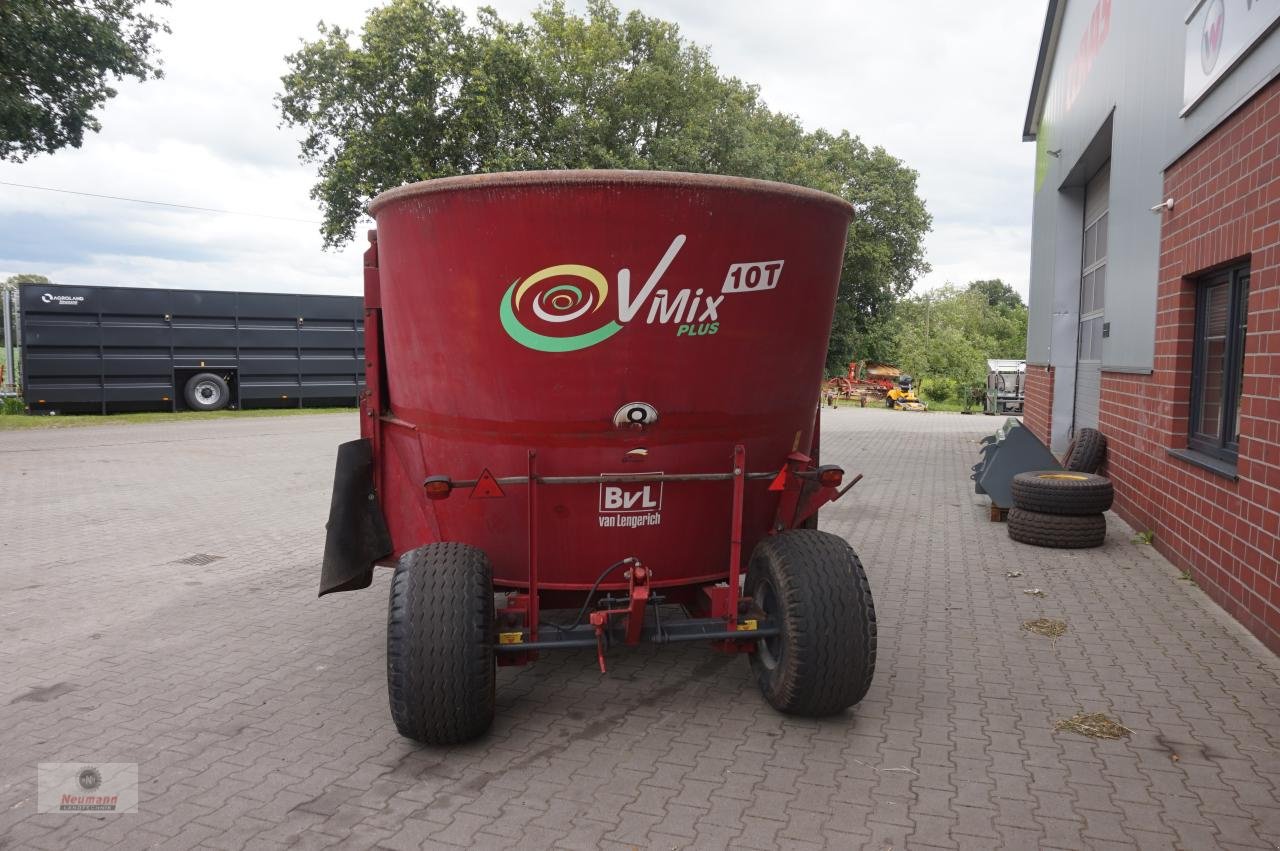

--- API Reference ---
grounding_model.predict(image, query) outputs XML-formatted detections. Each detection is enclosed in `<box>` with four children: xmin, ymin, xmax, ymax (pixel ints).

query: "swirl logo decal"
<box><xmin>499</xmin><ymin>234</ymin><xmax>784</xmax><ymax>352</ymax></box>
<box><xmin>499</xmin><ymin>263</ymin><xmax>622</xmax><ymax>353</ymax></box>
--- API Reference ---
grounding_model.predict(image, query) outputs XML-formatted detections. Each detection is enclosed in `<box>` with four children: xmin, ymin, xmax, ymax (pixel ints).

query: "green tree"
<box><xmin>3</xmin><ymin>274</ymin><xmax>50</xmax><ymax>288</ymax></box>
<box><xmin>2</xmin><ymin>275</ymin><xmax>43</xmax><ymax>391</ymax></box>
<box><xmin>0</xmin><ymin>1</ymin><xmax>170</xmax><ymax>162</ymax></box>
<box><xmin>833</xmin><ymin>305</ymin><xmax>899</xmax><ymax>373</ymax></box>
<box><xmin>277</xmin><ymin>0</ymin><xmax>930</xmax><ymax>372</ymax></box>
<box><xmin>2</xmin><ymin>274</ymin><xmax>48</xmax><ymax>336</ymax></box>
<box><xmin>888</xmin><ymin>281</ymin><xmax>1027</xmax><ymax>392</ymax></box>
<box><xmin>967</xmin><ymin>278</ymin><xmax>1024</xmax><ymax>309</ymax></box>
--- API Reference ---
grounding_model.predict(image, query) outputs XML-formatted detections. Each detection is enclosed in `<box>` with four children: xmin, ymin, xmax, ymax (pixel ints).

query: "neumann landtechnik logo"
<box><xmin>37</xmin><ymin>762</ymin><xmax>138</xmax><ymax>813</ymax></box>
<box><xmin>499</xmin><ymin>234</ymin><xmax>784</xmax><ymax>353</ymax></box>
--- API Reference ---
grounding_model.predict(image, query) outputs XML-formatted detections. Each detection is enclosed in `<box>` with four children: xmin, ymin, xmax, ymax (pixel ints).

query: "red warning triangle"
<box><xmin>471</xmin><ymin>468</ymin><xmax>505</xmax><ymax>499</ymax></box>
<box><xmin>767</xmin><ymin>468</ymin><xmax>789</xmax><ymax>492</ymax></box>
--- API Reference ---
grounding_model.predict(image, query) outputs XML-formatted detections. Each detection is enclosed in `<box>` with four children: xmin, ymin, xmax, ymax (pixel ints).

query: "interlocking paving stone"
<box><xmin>2</xmin><ymin>408</ymin><xmax>1279</xmax><ymax>849</ymax></box>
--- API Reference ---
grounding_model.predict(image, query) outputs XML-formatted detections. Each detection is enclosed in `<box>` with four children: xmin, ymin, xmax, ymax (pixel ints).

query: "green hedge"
<box><xmin>919</xmin><ymin>377</ymin><xmax>955</xmax><ymax>403</ymax></box>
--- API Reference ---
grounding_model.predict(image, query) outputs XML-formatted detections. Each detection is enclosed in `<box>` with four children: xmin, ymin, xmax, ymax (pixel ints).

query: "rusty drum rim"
<box><xmin>368</xmin><ymin>169</ymin><xmax>855</xmax><ymax>218</ymax></box>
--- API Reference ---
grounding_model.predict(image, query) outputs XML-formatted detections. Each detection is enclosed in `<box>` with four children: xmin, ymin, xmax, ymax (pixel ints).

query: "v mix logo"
<box><xmin>499</xmin><ymin>234</ymin><xmax>784</xmax><ymax>353</ymax></box>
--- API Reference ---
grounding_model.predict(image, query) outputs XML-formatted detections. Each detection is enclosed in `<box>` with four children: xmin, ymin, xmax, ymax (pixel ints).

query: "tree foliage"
<box><xmin>2</xmin><ymin>276</ymin><xmax>42</xmax><ymax>370</ymax></box>
<box><xmin>277</xmin><ymin>0</ymin><xmax>930</xmax><ymax>370</ymax></box>
<box><xmin>0</xmin><ymin>1</ymin><xmax>169</xmax><ymax>162</ymax></box>
<box><xmin>884</xmin><ymin>281</ymin><xmax>1027</xmax><ymax>392</ymax></box>
<box><xmin>3</xmin><ymin>275</ymin><xmax>49</xmax><ymax>342</ymax></box>
<box><xmin>966</xmin><ymin>278</ymin><xmax>1024</xmax><ymax>310</ymax></box>
<box><xmin>3</xmin><ymin>274</ymin><xmax>51</xmax><ymax>288</ymax></box>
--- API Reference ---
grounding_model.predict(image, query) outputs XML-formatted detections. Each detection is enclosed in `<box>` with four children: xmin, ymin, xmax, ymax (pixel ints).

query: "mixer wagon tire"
<box><xmin>1062</xmin><ymin>428</ymin><xmax>1107</xmax><ymax>473</ymax></box>
<box><xmin>745</xmin><ymin>530</ymin><xmax>876</xmax><ymax>716</ymax></box>
<box><xmin>1010</xmin><ymin>471</ymin><xmax>1114</xmax><ymax>515</ymax></box>
<box><xmin>386</xmin><ymin>543</ymin><xmax>495</xmax><ymax>745</ymax></box>
<box><xmin>1007</xmin><ymin>508</ymin><xmax>1106</xmax><ymax>549</ymax></box>
<box><xmin>184</xmin><ymin>372</ymin><xmax>229</xmax><ymax>412</ymax></box>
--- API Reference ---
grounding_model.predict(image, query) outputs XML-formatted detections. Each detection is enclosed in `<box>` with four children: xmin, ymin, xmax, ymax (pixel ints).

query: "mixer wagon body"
<box><xmin>321</xmin><ymin>171</ymin><xmax>877</xmax><ymax>744</ymax></box>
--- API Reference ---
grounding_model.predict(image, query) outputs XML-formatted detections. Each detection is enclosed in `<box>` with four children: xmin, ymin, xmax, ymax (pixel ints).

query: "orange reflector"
<box><xmin>818</xmin><ymin>466</ymin><xmax>844</xmax><ymax>487</ymax></box>
<box><xmin>767</xmin><ymin>469</ymin><xmax>788</xmax><ymax>491</ymax></box>
<box><xmin>471</xmin><ymin>468</ymin><xmax>505</xmax><ymax>499</ymax></box>
<box><xmin>424</xmin><ymin>475</ymin><xmax>453</xmax><ymax>500</ymax></box>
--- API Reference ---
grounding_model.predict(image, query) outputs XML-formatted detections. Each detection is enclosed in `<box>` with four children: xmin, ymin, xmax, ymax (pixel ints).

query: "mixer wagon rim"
<box><xmin>368</xmin><ymin>169</ymin><xmax>855</xmax><ymax>217</ymax></box>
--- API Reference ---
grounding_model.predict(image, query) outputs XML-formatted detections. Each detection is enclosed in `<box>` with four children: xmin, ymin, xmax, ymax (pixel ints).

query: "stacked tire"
<box><xmin>1007</xmin><ymin>428</ymin><xmax>1111</xmax><ymax>549</ymax></box>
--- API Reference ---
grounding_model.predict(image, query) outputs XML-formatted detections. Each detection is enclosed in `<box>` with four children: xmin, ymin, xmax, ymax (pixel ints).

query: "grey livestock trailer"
<box><xmin>18</xmin><ymin>283</ymin><xmax>363</xmax><ymax>414</ymax></box>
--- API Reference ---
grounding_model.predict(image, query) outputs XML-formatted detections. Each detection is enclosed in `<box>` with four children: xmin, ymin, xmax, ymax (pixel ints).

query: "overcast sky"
<box><xmin>0</xmin><ymin>0</ymin><xmax>1045</xmax><ymax>298</ymax></box>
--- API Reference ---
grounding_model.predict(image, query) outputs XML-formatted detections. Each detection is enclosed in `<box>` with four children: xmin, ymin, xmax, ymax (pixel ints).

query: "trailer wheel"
<box><xmin>386</xmin><ymin>543</ymin><xmax>495</xmax><ymax>744</ymax></box>
<box><xmin>745</xmin><ymin>530</ymin><xmax>876</xmax><ymax>716</ymax></box>
<box><xmin>184</xmin><ymin>372</ymin><xmax>230</xmax><ymax>412</ymax></box>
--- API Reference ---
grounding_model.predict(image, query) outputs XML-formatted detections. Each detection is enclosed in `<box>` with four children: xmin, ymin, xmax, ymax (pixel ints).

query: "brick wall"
<box><xmin>1023</xmin><ymin>365</ymin><xmax>1054</xmax><ymax>447</ymax></box>
<box><xmin>1097</xmin><ymin>74</ymin><xmax>1280</xmax><ymax>654</ymax></box>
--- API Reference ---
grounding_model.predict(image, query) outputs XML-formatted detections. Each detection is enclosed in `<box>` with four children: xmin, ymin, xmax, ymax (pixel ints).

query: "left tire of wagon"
<box><xmin>745</xmin><ymin>530</ymin><xmax>877</xmax><ymax>716</ymax></box>
<box><xmin>386</xmin><ymin>542</ymin><xmax>496</xmax><ymax>744</ymax></box>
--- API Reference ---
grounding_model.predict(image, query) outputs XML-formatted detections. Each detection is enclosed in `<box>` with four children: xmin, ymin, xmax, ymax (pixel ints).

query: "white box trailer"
<box><xmin>985</xmin><ymin>359</ymin><xmax>1025</xmax><ymax>416</ymax></box>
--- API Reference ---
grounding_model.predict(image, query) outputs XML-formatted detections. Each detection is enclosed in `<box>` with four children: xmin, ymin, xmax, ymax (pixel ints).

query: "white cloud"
<box><xmin>0</xmin><ymin>0</ymin><xmax>1044</xmax><ymax>299</ymax></box>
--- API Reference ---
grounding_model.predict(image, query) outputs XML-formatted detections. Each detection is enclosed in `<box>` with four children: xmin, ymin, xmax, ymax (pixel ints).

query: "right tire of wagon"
<box><xmin>1007</xmin><ymin>508</ymin><xmax>1107</xmax><ymax>549</ymax></box>
<box><xmin>745</xmin><ymin>530</ymin><xmax>877</xmax><ymax>716</ymax></box>
<box><xmin>1010</xmin><ymin>471</ymin><xmax>1114</xmax><ymax>515</ymax></box>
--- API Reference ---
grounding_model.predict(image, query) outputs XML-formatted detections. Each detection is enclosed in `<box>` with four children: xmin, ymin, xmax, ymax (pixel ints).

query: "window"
<box><xmin>1190</xmin><ymin>263</ymin><xmax>1250</xmax><ymax>462</ymax></box>
<box><xmin>1078</xmin><ymin>204</ymin><xmax>1108</xmax><ymax>363</ymax></box>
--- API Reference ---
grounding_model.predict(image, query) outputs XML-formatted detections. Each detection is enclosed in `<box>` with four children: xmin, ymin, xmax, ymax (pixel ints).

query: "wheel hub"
<box><xmin>196</xmin><ymin>382</ymin><xmax>220</xmax><ymax>405</ymax></box>
<box><xmin>753</xmin><ymin>577</ymin><xmax>785</xmax><ymax>671</ymax></box>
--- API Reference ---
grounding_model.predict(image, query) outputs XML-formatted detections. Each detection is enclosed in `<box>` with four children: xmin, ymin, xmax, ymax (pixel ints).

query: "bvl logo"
<box><xmin>598</xmin><ymin>479</ymin><xmax>663</xmax><ymax>529</ymax></box>
<box><xmin>600</xmin><ymin>484</ymin><xmax>660</xmax><ymax>512</ymax></box>
<box><xmin>596</xmin><ymin>481</ymin><xmax>665</xmax><ymax>527</ymax></box>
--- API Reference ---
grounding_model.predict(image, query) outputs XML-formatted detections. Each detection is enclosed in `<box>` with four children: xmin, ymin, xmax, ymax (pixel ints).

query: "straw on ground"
<box><xmin>1022</xmin><ymin>618</ymin><xmax>1067</xmax><ymax>638</ymax></box>
<box><xmin>1054</xmin><ymin>712</ymin><xmax>1133</xmax><ymax>740</ymax></box>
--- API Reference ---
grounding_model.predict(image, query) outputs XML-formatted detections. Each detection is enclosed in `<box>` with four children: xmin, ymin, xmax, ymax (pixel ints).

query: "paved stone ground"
<box><xmin>1</xmin><ymin>409</ymin><xmax>1278</xmax><ymax>850</ymax></box>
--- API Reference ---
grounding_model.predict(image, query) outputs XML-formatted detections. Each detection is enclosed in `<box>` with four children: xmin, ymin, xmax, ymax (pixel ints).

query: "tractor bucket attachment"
<box><xmin>971</xmin><ymin>419</ymin><xmax>1062</xmax><ymax>509</ymax></box>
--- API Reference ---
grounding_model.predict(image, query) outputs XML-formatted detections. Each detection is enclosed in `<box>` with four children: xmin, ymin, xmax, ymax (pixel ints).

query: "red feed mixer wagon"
<box><xmin>321</xmin><ymin>170</ymin><xmax>877</xmax><ymax>744</ymax></box>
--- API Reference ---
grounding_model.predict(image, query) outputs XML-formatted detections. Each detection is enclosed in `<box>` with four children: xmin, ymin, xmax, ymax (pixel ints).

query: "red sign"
<box><xmin>471</xmin><ymin>468</ymin><xmax>505</xmax><ymax>499</ymax></box>
<box><xmin>1064</xmin><ymin>0</ymin><xmax>1112</xmax><ymax>113</ymax></box>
